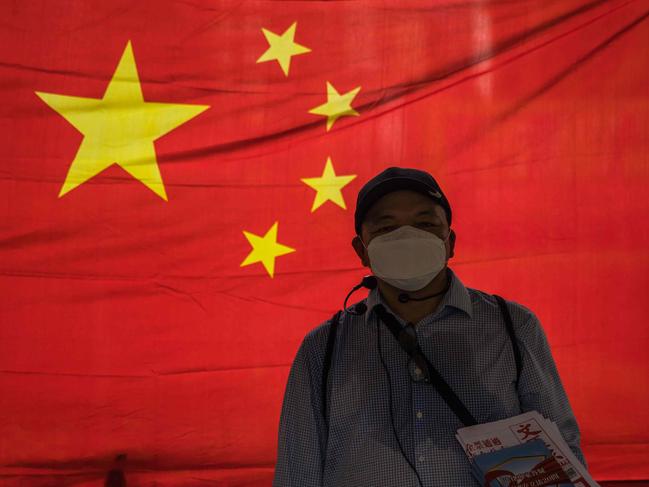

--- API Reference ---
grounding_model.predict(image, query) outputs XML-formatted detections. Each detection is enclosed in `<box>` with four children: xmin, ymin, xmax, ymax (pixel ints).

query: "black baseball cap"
<box><xmin>354</xmin><ymin>166</ymin><xmax>452</xmax><ymax>235</ymax></box>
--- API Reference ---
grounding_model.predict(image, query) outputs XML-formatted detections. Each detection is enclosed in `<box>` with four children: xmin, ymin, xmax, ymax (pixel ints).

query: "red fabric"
<box><xmin>1</xmin><ymin>1</ymin><xmax>648</xmax><ymax>484</ymax></box>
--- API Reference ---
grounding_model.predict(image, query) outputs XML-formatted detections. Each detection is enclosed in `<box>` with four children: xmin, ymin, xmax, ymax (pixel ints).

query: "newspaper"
<box><xmin>472</xmin><ymin>439</ymin><xmax>573</xmax><ymax>486</ymax></box>
<box><xmin>456</xmin><ymin>411</ymin><xmax>598</xmax><ymax>486</ymax></box>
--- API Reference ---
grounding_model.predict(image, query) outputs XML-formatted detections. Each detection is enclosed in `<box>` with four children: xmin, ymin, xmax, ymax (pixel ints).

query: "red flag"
<box><xmin>1</xmin><ymin>0</ymin><xmax>648</xmax><ymax>485</ymax></box>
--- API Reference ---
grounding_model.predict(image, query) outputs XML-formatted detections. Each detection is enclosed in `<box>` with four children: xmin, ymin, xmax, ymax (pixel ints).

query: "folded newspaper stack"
<box><xmin>456</xmin><ymin>411</ymin><xmax>598</xmax><ymax>487</ymax></box>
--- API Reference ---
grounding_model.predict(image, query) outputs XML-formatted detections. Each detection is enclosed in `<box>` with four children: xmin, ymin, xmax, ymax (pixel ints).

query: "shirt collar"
<box><xmin>363</xmin><ymin>267</ymin><xmax>474</xmax><ymax>326</ymax></box>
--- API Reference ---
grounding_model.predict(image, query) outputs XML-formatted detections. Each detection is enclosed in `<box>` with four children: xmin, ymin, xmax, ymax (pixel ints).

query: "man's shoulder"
<box><xmin>466</xmin><ymin>286</ymin><xmax>539</xmax><ymax>328</ymax></box>
<box><xmin>304</xmin><ymin>303</ymin><xmax>357</xmax><ymax>337</ymax></box>
<box><xmin>301</xmin><ymin>300</ymin><xmax>367</xmax><ymax>352</ymax></box>
<box><xmin>302</xmin><ymin>317</ymin><xmax>333</xmax><ymax>350</ymax></box>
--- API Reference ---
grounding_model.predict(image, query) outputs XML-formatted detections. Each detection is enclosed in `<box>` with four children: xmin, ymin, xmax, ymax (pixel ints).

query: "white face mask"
<box><xmin>365</xmin><ymin>225</ymin><xmax>448</xmax><ymax>292</ymax></box>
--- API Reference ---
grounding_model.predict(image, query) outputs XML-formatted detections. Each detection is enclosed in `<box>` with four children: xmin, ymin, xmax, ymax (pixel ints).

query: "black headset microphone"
<box><xmin>397</xmin><ymin>279</ymin><xmax>450</xmax><ymax>303</ymax></box>
<box><xmin>342</xmin><ymin>275</ymin><xmax>377</xmax><ymax>315</ymax></box>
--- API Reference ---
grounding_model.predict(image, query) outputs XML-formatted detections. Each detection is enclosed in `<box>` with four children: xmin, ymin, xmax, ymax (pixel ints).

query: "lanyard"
<box><xmin>374</xmin><ymin>303</ymin><xmax>478</xmax><ymax>427</ymax></box>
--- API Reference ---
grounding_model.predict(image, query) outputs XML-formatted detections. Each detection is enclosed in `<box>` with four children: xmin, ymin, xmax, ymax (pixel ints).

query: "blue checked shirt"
<box><xmin>273</xmin><ymin>268</ymin><xmax>585</xmax><ymax>487</ymax></box>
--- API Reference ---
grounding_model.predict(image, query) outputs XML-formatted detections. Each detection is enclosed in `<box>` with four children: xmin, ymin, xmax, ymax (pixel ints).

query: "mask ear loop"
<box><xmin>356</xmin><ymin>234</ymin><xmax>372</xmax><ymax>270</ymax></box>
<box><xmin>357</xmin><ymin>234</ymin><xmax>368</xmax><ymax>249</ymax></box>
<box><xmin>445</xmin><ymin>228</ymin><xmax>455</xmax><ymax>259</ymax></box>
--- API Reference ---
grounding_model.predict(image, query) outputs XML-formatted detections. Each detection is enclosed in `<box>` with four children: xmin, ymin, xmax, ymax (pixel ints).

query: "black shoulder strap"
<box><xmin>493</xmin><ymin>295</ymin><xmax>523</xmax><ymax>384</ymax></box>
<box><xmin>322</xmin><ymin>310</ymin><xmax>341</xmax><ymax>427</ymax></box>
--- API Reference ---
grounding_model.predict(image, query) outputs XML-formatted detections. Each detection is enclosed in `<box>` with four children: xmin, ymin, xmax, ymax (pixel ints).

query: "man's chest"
<box><xmin>323</xmin><ymin>323</ymin><xmax>521</xmax><ymax>486</ymax></box>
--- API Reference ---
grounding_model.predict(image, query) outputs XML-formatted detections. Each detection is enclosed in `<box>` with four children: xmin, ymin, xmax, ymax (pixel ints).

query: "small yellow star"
<box><xmin>301</xmin><ymin>157</ymin><xmax>357</xmax><ymax>212</ymax></box>
<box><xmin>308</xmin><ymin>81</ymin><xmax>361</xmax><ymax>131</ymax></box>
<box><xmin>241</xmin><ymin>221</ymin><xmax>296</xmax><ymax>278</ymax></box>
<box><xmin>256</xmin><ymin>21</ymin><xmax>311</xmax><ymax>76</ymax></box>
<box><xmin>36</xmin><ymin>41</ymin><xmax>209</xmax><ymax>201</ymax></box>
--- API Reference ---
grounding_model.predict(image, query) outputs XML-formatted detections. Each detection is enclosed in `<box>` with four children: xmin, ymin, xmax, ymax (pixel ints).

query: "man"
<box><xmin>273</xmin><ymin>167</ymin><xmax>585</xmax><ymax>486</ymax></box>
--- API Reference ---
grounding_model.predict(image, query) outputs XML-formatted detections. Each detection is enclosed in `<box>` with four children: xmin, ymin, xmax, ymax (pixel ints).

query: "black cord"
<box><xmin>376</xmin><ymin>321</ymin><xmax>425</xmax><ymax>487</ymax></box>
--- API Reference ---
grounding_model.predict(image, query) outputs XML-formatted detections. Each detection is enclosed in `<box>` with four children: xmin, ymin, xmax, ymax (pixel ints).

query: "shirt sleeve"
<box><xmin>273</xmin><ymin>332</ymin><xmax>327</xmax><ymax>487</ymax></box>
<box><xmin>515</xmin><ymin>309</ymin><xmax>588</xmax><ymax>468</ymax></box>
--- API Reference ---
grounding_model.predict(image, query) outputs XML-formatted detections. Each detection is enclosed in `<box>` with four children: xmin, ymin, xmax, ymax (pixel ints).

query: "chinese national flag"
<box><xmin>1</xmin><ymin>1</ymin><xmax>648</xmax><ymax>485</ymax></box>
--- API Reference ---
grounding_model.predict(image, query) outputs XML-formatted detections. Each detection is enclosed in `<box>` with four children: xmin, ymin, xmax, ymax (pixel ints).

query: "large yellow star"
<box><xmin>241</xmin><ymin>221</ymin><xmax>296</xmax><ymax>278</ymax></box>
<box><xmin>256</xmin><ymin>21</ymin><xmax>311</xmax><ymax>76</ymax></box>
<box><xmin>301</xmin><ymin>157</ymin><xmax>357</xmax><ymax>212</ymax></box>
<box><xmin>308</xmin><ymin>81</ymin><xmax>361</xmax><ymax>131</ymax></box>
<box><xmin>35</xmin><ymin>41</ymin><xmax>209</xmax><ymax>201</ymax></box>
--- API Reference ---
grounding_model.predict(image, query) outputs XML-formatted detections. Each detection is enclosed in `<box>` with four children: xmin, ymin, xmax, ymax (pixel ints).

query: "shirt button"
<box><xmin>414</xmin><ymin>367</ymin><xmax>422</xmax><ymax>376</ymax></box>
<box><xmin>418</xmin><ymin>455</ymin><xmax>425</xmax><ymax>463</ymax></box>
<box><xmin>416</xmin><ymin>411</ymin><xmax>423</xmax><ymax>419</ymax></box>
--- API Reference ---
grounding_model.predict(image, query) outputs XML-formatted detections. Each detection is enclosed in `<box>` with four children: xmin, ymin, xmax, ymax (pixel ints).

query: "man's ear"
<box><xmin>448</xmin><ymin>229</ymin><xmax>456</xmax><ymax>259</ymax></box>
<box><xmin>351</xmin><ymin>235</ymin><xmax>370</xmax><ymax>267</ymax></box>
